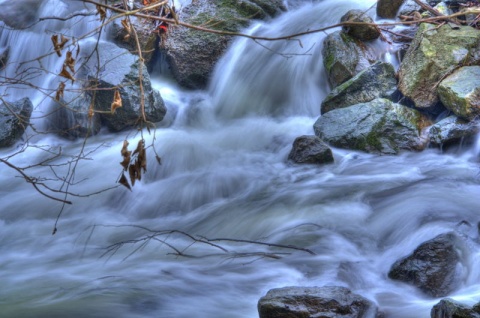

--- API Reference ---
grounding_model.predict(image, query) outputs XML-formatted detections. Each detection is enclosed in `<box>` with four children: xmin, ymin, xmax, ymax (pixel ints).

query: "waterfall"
<box><xmin>1</xmin><ymin>1</ymin><xmax>480</xmax><ymax>318</ymax></box>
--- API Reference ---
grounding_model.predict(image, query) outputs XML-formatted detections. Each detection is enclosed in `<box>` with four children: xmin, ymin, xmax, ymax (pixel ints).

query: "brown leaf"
<box><xmin>55</xmin><ymin>82</ymin><xmax>65</xmax><ymax>101</ymax></box>
<box><xmin>111</xmin><ymin>90</ymin><xmax>122</xmax><ymax>114</ymax></box>
<box><xmin>128</xmin><ymin>164</ymin><xmax>138</xmax><ymax>186</ymax></box>
<box><xmin>120</xmin><ymin>140</ymin><xmax>131</xmax><ymax>170</ymax></box>
<box><xmin>65</xmin><ymin>51</ymin><xmax>75</xmax><ymax>73</ymax></box>
<box><xmin>121</xmin><ymin>18</ymin><xmax>131</xmax><ymax>34</ymax></box>
<box><xmin>96</xmin><ymin>5</ymin><xmax>107</xmax><ymax>20</ymax></box>
<box><xmin>138</xmin><ymin>146</ymin><xmax>147</xmax><ymax>173</ymax></box>
<box><xmin>59</xmin><ymin>64</ymin><xmax>75</xmax><ymax>84</ymax></box>
<box><xmin>51</xmin><ymin>34</ymin><xmax>69</xmax><ymax>57</ymax></box>
<box><xmin>119</xmin><ymin>173</ymin><xmax>132</xmax><ymax>191</ymax></box>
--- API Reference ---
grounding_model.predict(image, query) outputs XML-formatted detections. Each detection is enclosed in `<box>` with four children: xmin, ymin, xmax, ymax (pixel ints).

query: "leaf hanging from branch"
<box><xmin>96</xmin><ymin>5</ymin><xmax>107</xmax><ymax>21</ymax></box>
<box><xmin>55</xmin><ymin>82</ymin><xmax>65</xmax><ymax>101</ymax></box>
<box><xmin>111</xmin><ymin>90</ymin><xmax>122</xmax><ymax>114</ymax></box>
<box><xmin>119</xmin><ymin>173</ymin><xmax>131</xmax><ymax>191</ymax></box>
<box><xmin>65</xmin><ymin>51</ymin><xmax>75</xmax><ymax>73</ymax></box>
<box><xmin>51</xmin><ymin>34</ymin><xmax>69</xmax><ymax>57</ymax></box>
<box><xmin>121</xmin><ymin>18</ymin><xmax>132</xmax><ymax>41</ymax></box>
<box><xmin>59</xmin><ymin>64</ymin><xmax>75</xmax><ymax>84</ymax></box>
<box><xmin>120</xmin><ymin>140</ymin><xmax>131</xmax><ymax>171</ymax></box>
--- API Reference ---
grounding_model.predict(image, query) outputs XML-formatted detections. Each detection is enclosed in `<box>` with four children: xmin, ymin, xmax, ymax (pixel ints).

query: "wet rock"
<box><xmin>431</xmin><ymin>298</ymin><xmax>480</xmax><ymax>318</ymax></box>
<box><xmin>428</xmin><ymin>116</ymin><xmax>480</xmax><ymax>148</ymax></box>
<box><xmin>399</xmin><ymin>0</ymin><xmax>428</xmax><ymax>15</ymax></box>
<box><xmin>321</xmin><ymin>62</ymin><xmax>397</xmax><ymax>114</ymax></box>
<box><xmin>162</xmin><ymin>0</ymin><xmax>286</xmax><ymax>89</ymax></box>
<box><xmin>438</xmin><ymin>66</ymin><xmax>480</xmax><ymax>121</ymax></box>
<box><xmin>257</xmin><ymin>286</ymin><xmax>379</xmax><ymax>318</ymax></box>
<box><xmin>388</xmin><ymin>233</ymin><xmax>464</xmax><ymax>297</ymax></box>
<box><xmin>288</xmin><ymin>135</ymin><xmax>334</xmax><ymax>165</ymax></box>
<box><xmin>397</xmin><ymin>23</ymin><xmax>480</xmax><ymax>112</ymax></box>
<box><xmin>81</xmin><ymin>41</ymin><xmax>166</xmax><ymax>132</ymax></box>
<box><xmin>340</xmin><ymin>10</ymin><xmax>380</xmax><ymax>41</ymax></box>
<box><xmin>0</xmin><ymin>98</ymin><xmax>33</xmax><ymax>148</ymax></box>
<box><xmin>314</xmin><ymin>98</ymin><xmax>431</xmax><ymax>155</ymax></box>
<box><xmin>377</xmin><ymin>0</ymin><xmax>406</xmax><ymax>19</ymax></box>
<box><xmin>322</xmin><ymin>31</ymin><xmax>376</xmax><ymax>88</ymax></box>
<box><xmin>0</xmin><ymin>46</ymin><xmax>9</xmax><ymax>70</ymax></box>
<box><xmin>0</xmin><ymin>0</ymin><xmax>42</xmax><ymax>29</ymax></box>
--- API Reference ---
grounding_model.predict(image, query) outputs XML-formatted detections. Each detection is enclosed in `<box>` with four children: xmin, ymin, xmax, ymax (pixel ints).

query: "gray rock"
<box><xmin>438</xmin><ymin>66</ymin><xmax>480</xmax><ymax>121</ymax></box>
<box><xmin>81</xmin><ymin>41</ymin><xmax>166</xmax><ymax>132</ymax></box>
<box><xmin>321</xmin><ymin>62</ymin><xmax>397</xmax><ymax>114</ymax></box>
<box><xmin>341</xmin><ymin>10</ymin><xmax>381</xmax><ymax>41</ymax></box>
<box><xmin>162</xmin><ymin>0</ymin><xmax>286</xmax><ymax>89</ymax></box>
<box><xmin>322</xmin><ymin>31</ymin><xmax>376</xmax><ymax>88</ymax></box>
<box><xmin>314</xmin><ymin>98</ymin><xmax>431</xmax><ymax>155</ymax></box>
<box><xmin>428</xmin><ymin>115</ymin><xmax>480</xmax><ymax>148</ymax></box>
<box><xmin>431</xmin><ymin>299</ymin><xmax>480</xmax><ymax>318</ymax></box>
<box><xmin>398</xmin><ymin>23</ymin><xmax>480</xmax><ymax>112</ymax></box>
<box><xmin>0</xmin><ymin>98</ymin><xmax>33</xmax><ymax>147</ymax></box>
<box><xmin>377</xmin><ymin>0</ymin><xmax>406</xmax><ymax>18</ymax></box>
<box><xmin>288</xmin><ymin>135</ymin><xmax>334</xmax><ymax>165</ymax></box>
<box><xmin>0</xmin><ymin>0</ymin><xmax>42</xmax><ymax>29</ymax></box>
<box><xmin>258</xmin><ymin>286</ymin><xmax>378</xmax><ymax>318</ymax></box>
<box><xmin>0</xmin><ymin>46</ymin><xmax>9</xmax><ymax>70</ymax></box>
<box><xmin>388</xmin><ymin>233</ymin><xmax>464</xmax><ymax>297</ymax></box>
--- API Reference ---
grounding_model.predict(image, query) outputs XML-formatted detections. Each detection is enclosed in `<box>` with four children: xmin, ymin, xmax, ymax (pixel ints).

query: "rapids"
<box><xmin>0</xmin><ymin>0</ymin><xmax>480</xmax><ymax>317</ymax></box>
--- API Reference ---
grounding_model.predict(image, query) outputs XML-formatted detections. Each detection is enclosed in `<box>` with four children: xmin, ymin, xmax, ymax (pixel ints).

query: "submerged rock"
<box><xmin>428</xmin><ymin>115</ymin><xmax>480</xmax><ymax>148</ymax></box>
<box><xmin>340</xmin><ymin>10</ymin><xmax>381</xmax><ymax>41</ymax></box>
<box><xmin>0</xmin><ymin>98</ymin><xmax>33</xmax><ymax>148</ymax></box>
<box><xmin>431</xmin><ymin>298</ymin><xmax>480</xmax><ymax>318</ymax></box>
<box><xmin>437</xmin><ymin>66</ymin><xmax>480</xmax><ymax>121</ymax></box>
<box><xmin>257</xmin><ymin>286</ymin><xmax>379</xmax><ymax>318</ymax></box>
<box><xmin>288</xmin><ymin>135</ymin><xmax>334</xmax><ymax>165</ymax></box>
<box><xmin>321</xmin><ymin>61</ymin><xmax>397</xmax><ymax>114</ymax></box>
<box><xmin>388</xmin><ymin>233</ymin><xmax>464</xmax><ymax>297</ymax></box>
<box><xmin>314</xmin><ymin>98</ymin><xmax>431</xmax><ymax>155</ymax></box>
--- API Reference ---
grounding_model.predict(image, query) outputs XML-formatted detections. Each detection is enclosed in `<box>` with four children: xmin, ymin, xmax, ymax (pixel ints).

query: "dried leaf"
<box><xmin>96</xmin><ymin>5</ymin><xmax>106</xmax><ymax>20</ymax></box>
<box><xmin>51</xmin><ymin>34</ymin><xmax>69</xmax><ymax>57</ymax></box>
<box><xmin>55</xmin><ymin>82</ymin><xmax>65</xmax><ymax>101</ymax></box>
<box><xmin>120</xmin><ymin>140</ymin><xmax>131</xmax><ymax>170</ymax></box>
<box><xmin>121</xmin><ymin>18</ymin><xmax>131</xmax><ymax>33</ymax></box>
<box><xmin>155</xmin><ymin>155</ymin><xmax>162</xmax><ymax>165</ymax></box>
<box><xmin>65</xmin><ymin>51</ymin><xmax>75</xmax><ymax>73</ymax></box>
<box><xmin>59</xmin><ymin>64</ymin><xmax>75</xmax><ymax>84</ymax></box>
<box><xmin>119</xmin><ymin>173</ymin><xmax>132</xmax><ymax>191</ymax></box>
<box><xmin>128</xmin><ymin>164</ymin><xmax>138</xmax><ymax>186</ymax></box>
<box><xmin>111</xmin><ymin>90</ymin><xmax>122</xmax><ymax>114</ymax></box>
<box><xmin>138</xmin><ymin>147</ymin><xmax>147</xmax><ymax>173</ymax></box>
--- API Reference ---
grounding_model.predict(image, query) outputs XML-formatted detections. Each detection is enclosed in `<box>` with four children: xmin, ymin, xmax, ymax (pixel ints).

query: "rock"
<box><xmin>437</xmin><ymin>66</ymin><xmax>480</xmax><ymax>121</ymax></box>
<box><xmin>388</xmin><ymin>233</ymin><xmax>464</xmax><ymax>297</ymax></box>
<box><xmin>340</xmin><ymin>10</ymin><xmax>381</xmax><ymax>41</ymax></box>
<box><xmin>0</xmin><ymin>0</ymin><xmax>42</xmax><ymax>29</ymax></box>
<box><xmin>397</xmin><ymin>23</ymin><xmax>480</xmax><ymax>112</ymax></box>
<box><xmin>431</xmin><ymin>299</ymin><xmax>480</xmax><ymax>318</ymax></box>
<box><xmin>288</xmin><ymin>135</ymin><xmax>334</xmax><ymax>165</ymax></box>
<box><xmin>81</xmin><ymin>41</ymin><xmax>166</xmax><ymax>132</ymax></box>
<box><xmin>428</xmin><ymin>116</ymin><xmax>480</xmax><ymax>148</ymax></box>
<box><xmin>321</xmin><ymin>62</ymin><xmax>397</xmax><ymax>114</ymax></box>
<box><xmin>433</xmin><ymin>2</ymin><xmax>453</xmax><ymax>15</ymax></box>
<box><xmin>0</xmin><ymin>46</ymin><xmax>9</xmax><ymax>70</ymax></box>
<box><xmin>257</xmin><ymin>286</ymin><xmax>379</xmax><ymax>318</ymax></box>
<box><xmin>47</xmin><ymin>92</ymin><xmax>102</xmax><ymax>140</ymax></box>
<box><xmin>0</xmin><ymin>98</ymin><xmax>33</xmax><ymax>148</ymax></box>
<box><xmin>162</xmin><ymin>0</ymin><xmax>286</xmax><ymax>89</ymax></box>
<box><xmin>322</xmin><ymin>31</ymin><xmax>376</xmax><ymax>88</ymax></box>
<box><xmin>377</xmin><ymin>0</ymin><xmax>405</xmax><ymax>18</ymax></box>
<box><xmin>399</xmin><ymin>0</ymin><xmax>428</xmax><ymax>15</ymax></box>
<box><xmin>314</xmin><ymin>98</ymin><xmax>431</xmax><ymax>155</ymax></box>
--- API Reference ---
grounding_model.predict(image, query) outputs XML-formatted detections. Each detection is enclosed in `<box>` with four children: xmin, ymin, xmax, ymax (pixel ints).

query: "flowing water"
<box><xmin>1</xmin><ymin>0</ymin><xmax>480</xmax><ymax>317</ymax></box>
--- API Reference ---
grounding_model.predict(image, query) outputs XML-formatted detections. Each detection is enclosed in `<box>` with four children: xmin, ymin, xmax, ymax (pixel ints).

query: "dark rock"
<box><xmin>377</xmin><ymin>0</ymin><xmax>406</xmax><ymax>18</ymax></box>
<box><xmin>322</xmin><ymin>31</ymin><xmax>376</xmax><ymax>88</ymax></box>
<box><xmin>314</xmin><ymin>98</ymin><xmax>431</xmax><ymax>155</ymax></box>
<box><xmin>428</xmin><ymin>116</ymin><xmax>480</xmax><ymax>148</ymax></box>
<box><xmin>0</xmin><ymin>0</ymin><xmax>42</xmax><ymax>29</ymax></box>
<box><xmin>340</xmin><ymin>10</ymin><xmax>381</xmax><ymax>41</ymax></box>
<box><xmin>388</xmin><ymin>233</ymin><xmax>464</xmax><ymax>297</ymax></box>
<box><xmin>257</xmin><ymin>286</ymin><xmax>378</xmax><ymax>318</ymax></box>
<box><xmin>431</xmin><ymin>299</ymin><xmax>480</xmax><ymax>318</ymax></box>
<box><xmin>0</xmin><ymin>98</ymin><xmax>33</xmax><ymax>148</ymax></box>
<box><xmin>162</xmin><ymin>0</ymin><xmax>286</xmax><ymax>89</ymax></box>
<box><xmin>0</xmin><ymin>46</ymin><xmax>9</xmax><ymax>70</ymax></box>
<box><xmin>288</xmin><ymin>135</ymin><xmax>334</xmax><ymax>165</ymax></box>
<box><xmin>321</xmin><ymin>62</ymin><xmax>397</xmax><ymax>114</ymax></box>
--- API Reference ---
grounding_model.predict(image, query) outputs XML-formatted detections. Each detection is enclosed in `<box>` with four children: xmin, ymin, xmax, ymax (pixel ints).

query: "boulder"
<box><xmin>431</xmin><ymin>299</ymin><xmax>480</xmax><ymax>318</ymax></box>
<box><xmin>428</xmin><ymin>116</ymin><xmax>480</xmax><ymax>148</ymax></box>
<box><xmin>340</xmin><ymin>10</ymin><xmax>381</xmax><ymax>41</ymax></box>
<box><xmin>321</xmin><ymin>62</ymin><xmax>397</xmax><ymax>114</ymax></box>
<box><xmin>377</xmin><ymin>0</ymin><xmax>405</xmax><ymax>19</ymax></box>
<box><xmin>314</xmin><ymin>98</ymin><xmax>431</xmax><ymax>155</ymax></box>
<box><xmin>0</xmin><ymin>98</ymin><xmax>33</xmax><ymax>147</ymax></box>
<box><xmin>82</xmin><ymin>41</ymin><xmax>166</xmax><ymax>132</ymax></box>
<box><xmin>161</xmin><ymin>0</ymin><xmax>286</xmax><ymax>89</ymax></box>
<box><xmin>397</xmin><ymin>23</ymin><xmax>480</xmax><ymax>112</ymax></box>
<box><xmin>257</xmin><ymin>286</ymin><xmax>379</xmax><ymax>318</ymax></box>
<box><xmin>322</xmin><ymin>31</ymin><xmax>376</xmax><ymax>88</ymax></box>
<box><xmin>288</xmin><ymin>135</ymin><xmax>334</xmax><ymax>165</ymax></box>
<box><xmin>399</xmin><ymin>0</ymin><xmax>428</xmax><ymax>15</ymax></box>
<box><xmin>0</xmin><ymin>0</ymin><xmax>42</xmax><ymax>29</ymax></box>
<box><xmin>437</xmin><ymin>66</ymin><xmax>480</xmax><ymax>121</ymax></box>
<box><xmin>388</xmin><ymin>233</ymin><xmax>464</xmax><ymax>297</ymax></box>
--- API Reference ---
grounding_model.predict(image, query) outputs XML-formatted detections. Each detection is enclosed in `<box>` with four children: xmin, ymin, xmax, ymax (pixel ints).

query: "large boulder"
<box><xmin>431</xmin><ymin>299</ymin><xmax>480</xmax><ymax>318</ymax></box>
<box><xmin>398</xmin><ymin>23</ymin><xmax>480</xmax><ymax>112</ymax></box>
<box><xmin>322</xmin><ymin>31</ymin><xmax>376</xmax><ymax>88</ymax></box>
<box><xmin>257</xmin><ymin>286</ymin><xmax>379</xmax><ymax>318</ymax></box>
<box><xmin>314</xmin><ymin>98</ymin><xmax>431</xmax><ymax>155</ymax></box>
<box><xmin>162</xmin><ymin>0</ymin><xmax>286</xmax><ymax>89</ymax></box>
<box><xmin>0</xmin><ymin>0</ymin><xmax>42</xmax><ymax>29</ymax></box>
<box><xmin>82</xmin><ymin>41</ymin><xmax>166</xmax><ymax>132</ymax></box>
<box><xmin>321</xmin><ymin>61</ymin><xmax>397</xmax><ymax>114</ymax></box>
<box><xmin>0</xmin><ymin>98</ymin><xmax>33</xmax><ymax>148</ymax></box>
<box><xmin>388</xmin><ymin>233</ymin><xmax>465</xmax><ymax>297</ymax></box>
<box><xmin>340</xmin><ymin>10</ymin><xmax>380</xmax><ymax>41</ymax></box>
<box><xmin>377</xmin><ymin>0</ymin><xmax>405</xmax><ymax>18</ymax></box>
<box><xmin>437</xmin><ymin>66</ymin><xmax>480</xmax><ymax>120</ymax></box>
<box><xmin>288</xmin><ymin>135</ymin><xmax>334</xmax><ymax>165</ymax></box>
<box><xmin>428</xmin><ymin>116</ymin><xmax>480</xmax><ymax>148</ymax></box>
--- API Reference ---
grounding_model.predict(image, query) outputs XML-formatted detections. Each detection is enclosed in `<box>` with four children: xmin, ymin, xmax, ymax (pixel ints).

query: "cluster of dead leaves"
<box><xmin>52</xmin><ymin>34</ymin><xmax>80</xmax><ymax>101</ymax></box>
<box><xmin>119</xmin><ymin>139</ymin><xmax>147</xmax><ymax>190</ymax></box>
